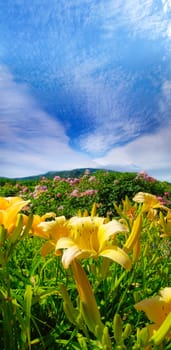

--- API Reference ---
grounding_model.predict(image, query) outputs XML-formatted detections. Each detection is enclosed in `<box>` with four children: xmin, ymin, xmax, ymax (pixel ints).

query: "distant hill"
<box><xmin>0</xmin><ymin>168</ymin><xmax>112</xmax><ymax>183</ymax></box>
<box><xmin>1</xmin><ymin>168</ymin><xmax>170</xmax><ymax>186</ymax></box>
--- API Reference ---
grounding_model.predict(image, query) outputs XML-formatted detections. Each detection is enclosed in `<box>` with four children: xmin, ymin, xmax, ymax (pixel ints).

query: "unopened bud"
<box><xmin>113</xmin><ymin>313</ymin><xmax>123</xmax><ymax>344</ymax></box>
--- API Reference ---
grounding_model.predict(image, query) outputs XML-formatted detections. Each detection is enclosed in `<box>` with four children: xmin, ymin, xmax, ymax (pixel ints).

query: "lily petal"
<box><xmin>124</xmin><ymin>214</ymin><xmax>142</xmax><ymax>253</ymax></box>
<box><xmin>41</xmin><ymin>241</ymin><xmax>55</xmax><ymax>256</ymax></box>
<box><xmin>98</xmin><ymin>220</ymin><xmax>127</xmax><ymax>251</ymax></box>
<box><xmin>62</xmin><ymin>246</ymin><xmax>93</xmax><ymax>269</ymax></box>
<box><xmin>133</xmin><ymin>192</ymin><xmax>169</xmax><ymax>212</ymax></box>
<box><xmin>100</xmin><ymin>246</ymin><xmax>132</xmax><ymax>270</ymax></box>
<box><xmin>56</xmin><ymin>237</ymin><xmax>75</xmax><ymax>249</ymax></box>
<box><xmin>160</xmin><ymin>288</ymin><xmax>171</xmax><ymax>302</ymax></box>
<box><xmin>0</xmin><ymin>197</ymin><xmax>30</xmax><ymax>232</ymax></box>
<box><xmin>71</xmin><ymin>260</ymin><xmax>108</xmax><ymax>342</ymax></box>
<box><xmin>135</xmin><ymin>296</ymin><xmax>170</xmax><ymax>325</ymax></box>
<box><xmin>68</xmin><ymin>216</ymin><xmax>104</xmax><ymax>251</ymax></box>
<box><xmin>37</xmin><ymin>216</ymin><xmax>68</xmax><ymax>240</ymax></box>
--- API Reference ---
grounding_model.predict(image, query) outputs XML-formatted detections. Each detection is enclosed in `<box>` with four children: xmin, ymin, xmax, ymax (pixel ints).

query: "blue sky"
<box><xmin>1</xmin><ymin>0</ymin><xmax>171</xmax><ymax>181</ymax></box>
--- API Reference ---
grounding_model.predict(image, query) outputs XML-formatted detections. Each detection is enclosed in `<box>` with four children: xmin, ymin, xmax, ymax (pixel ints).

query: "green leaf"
<box><xmin>150</xmin><ymin>312</ymin><xmax>171</xmax><ymax>346</ymax></box>
<box><xmin>24</xmin><ymin>284</ymin><xmax>33</xmax><ymax>349</ymax></box>
<box><xmin>8</xmin><ymin>214</ymin><xmax>24</xmax><ymax>244</ymax></box>
<box><xmin>113</xmin><ymin>313</ymin><xmax>123</xmax><ymax>344</ymax></box>
<box><xmin>22</xmin><ymin>213</ymin><xmax>33</xmax><ymax>238</ymax></box>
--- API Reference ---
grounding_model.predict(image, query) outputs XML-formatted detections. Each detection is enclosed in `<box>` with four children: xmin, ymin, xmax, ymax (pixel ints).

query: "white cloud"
<box><xmin>161</xmin><ymin>0</ymin><xmax>171</xmax><ymax>13</ymax></box>
<box><xmin>0</xmin><ymin>65</ymin><xmax>98</xmax><ymax>177</ymax></box>
<box><xmin>97</xmin><ymin>0</ymin><xmax>168</xmax><ymax>40</ymax></box>
<box><xmin>94</xmin><ymin>123</ymin><xmax>171</xmax><ymax>181</ymax></box>
<box><xmin>0</xmin><ymin>66</ymin><xmax>68</xmax><ymax>143</ymax></box>
<box><xmin>79</xmin><ymin>117</ymin><xmax>142</xmax><ymax>155</ymax></box>
<box><xmin>93</xmin><ymin>78</ymin><xmax>171</xmax><ymax>181</ymax></box>
<box><xmin>0</xmin><ymin>65</ymin><xmax>171</xmax><ymax>181</ymax></box>
<box><xmin>166</xmin><ymin>22</ymin><xmax>171</xmax><ymax>36</ymax></box>
<box><xmin>1</xmin><ymin>2</ymin><xmax>171</xmax><ymax>182</ymax></box>
<box><xmin>68</xmin><ymin>57</ymin><xmax>167</xmax><ymax>156</ymax></box>
<box><xmin>159</xmin><ymin>80</ymin><xmax>171</xmax><ymax>118</ymax></box>
<box><xmin>79</xmin><ymin>133</ymin><xmax>115</xmax><ymax>154</ymax></box>
<box><xmin>0</xmin><ymin>145</ymin><xmax>99</xmax><ymax>178</ymax></box>
<box><xmin>64</xmin><ymin>58</ymin><xmax>145</xmax><ymax>152</ymax></box>
<box><xmin>162</xmin><ymin>80</ymin><xmax>171</xmax><ymax>98</ymax></box>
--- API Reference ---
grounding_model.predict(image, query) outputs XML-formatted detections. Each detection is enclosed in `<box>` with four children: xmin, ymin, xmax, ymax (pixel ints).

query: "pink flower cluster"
<box><xmin>157</xmin><ymin>193</ymin><xmax>171</xmax><ymax>205</ymax></box>
<box><xmin>88</xmin><ymin>176</ymin><xmax>96</xmax><ymax>183</ymax></box>
<box><xmin>70</xmin><ymin>189</ymin><xmax>98</xmax><ymax>197</ymax></box>
<box><xmin>15</xmin><ymin>183</ymin><xmax>28</xmax><ymax>196</ymax></box>
<box><xmin>135</xmin><ymin>171</ymin><xmax>156</xmax><ymax>183</ymax></box>
<box><xmin>53</xmin><ymin>176</ymin><xmax>80</xmax><ymax>185</ymax></box>
<box><xmin>113</xmin><ymin>179</ymin><xmax>119</xmax><ymax>185</ymax></box>
<box><xmin>53</xmin><ymin>175</ymin><xmax>61</xmax><ymax>181</ymax></box>
<box><xmin>30</xmin><ymin>185</ymin><xmax>48</xmax><ymax>199</ymax></box>
<box><xmin>81</xmin><ymin>189</ymin><xmax>98</xmax><ymax>196</ymax></box>
<box><xmin>58</xmin><ymin>205</ymin><xmax>64</xmax><ymax>211</ymax></box>
<box><xmin>56</xmin><ymin>192</ymin><xmax>61</xmax><ymax>198</ymax></box>
<box><xmin>41</xmin><ymin>176</ymin><xmax>48</xmax><ymax>182</ymax></box>
<box><xmin>67</xmin><ymin>178</ymin><xmax>80</xmax><ymax>185</ymax></box>
<box><xmin>164</xmin><ymin>192</ymin><xmax>169</xmax><ymax>197</ymax></box>
<box><xmin>20</xmin><ymin>186</ymin><xmax>28</xmax><ymax>193</ymax></box>
<box><xmin>70</xmin><ymin>189</ymin><xmax>79</xmax><ymax>197</ymax></box>
<box><xmin>157</xmin><ymin>196</ymin><xmax>166</xmax><ymax>205</ymax></box>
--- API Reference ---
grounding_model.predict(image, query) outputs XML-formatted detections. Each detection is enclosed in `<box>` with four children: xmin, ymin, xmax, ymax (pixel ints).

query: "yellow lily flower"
<box><xmin>31</xmin><ymin>212</ymin><xmax>56</xmax><ymax>238</ymax></box>
<box><xmin>133</xmin><ymin>192</ymin><xmax>169</xmax><ymax>214</ymax></box>
<box><xmin>0</xmin><ymin>196</ymin><xmax>29</xmax><ymax>234</ymax></box>
<box><xmin>33</xmin><ymin>216</ymin><xmax>69</xmax><ymax>256</ymax></box>
<box><xmin>134</xmin><ymin>287</ymin><xmax>171</xmax><ymax>338</ymax></box>
<box><xmin>71</xmin><ymin>260</ymin><xmax>112</xmax><ymax>348</ymax></box>
<box><xmin>123</xmin><ymin>214</ymin><xmax>142</xmax><ymax>262</ymax></box>
<box><xmin>159</xmin><ymin>211</ymin><xmax>171</xmax><ymax>237</ymax></box>
<box><xmin>56</xmin><ymin>216</ymin><xmax>131</xmax><ymax>269</ymax></box>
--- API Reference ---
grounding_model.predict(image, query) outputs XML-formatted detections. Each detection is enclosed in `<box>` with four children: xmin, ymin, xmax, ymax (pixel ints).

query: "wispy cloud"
<box><xmin>0</xmin><ymin>65</ymin><xmax>98</xmax><ymax>177</ymax></box>
<box><xmin>66</xmin><ymin>55</ymin><xmax>168</xmax><ymax>156</ymax></box>
<box><xmin>161</xmin><ymin>0</ymin><xmax>171</xmax><ymax>13</ymax></box>
<box><xmin>0</xmin><ymin>65</ymin><xmax>68</xmax><ymax>146</ymax></box>
<box><xmin>1</xmin><ymin>1</ymin><xmax>171</xmax><ymax>181</ymax></box>
<box><xmin>64</xmin><ymin>64</ymin><xmax>135</xmax><ymax>154</ymax></box>
<box><xmin>94</xmin><ymin>121</ymin><xmax>171</xmax><ymax>181</ymax></box>
<box><xmin>47</xmin><ymin>0</ymin><xmax>171</xmax><ymax>157</ymax></box>
<box><xmin>94</xmin><ymin>78</ymin><xmax>171</xmax><ymax>181</ymax></box>
<box><xmin>82</xmin><ymin>0</ymin><xmax>168</xmax><ymax>41</ymax></box>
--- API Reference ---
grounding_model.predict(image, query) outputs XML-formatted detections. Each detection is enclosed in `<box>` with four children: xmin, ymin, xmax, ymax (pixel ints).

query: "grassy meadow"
<box><xmin>0</xmin><ymin>169</ymin><xmax>171</xmax><ymax>349</ymax></box>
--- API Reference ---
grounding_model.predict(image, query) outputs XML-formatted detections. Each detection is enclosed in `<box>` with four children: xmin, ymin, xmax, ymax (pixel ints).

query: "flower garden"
<box><xmin>0</xmin><ymin>170</ymin><xmax>171</xmax><ymax>349</ymax></box>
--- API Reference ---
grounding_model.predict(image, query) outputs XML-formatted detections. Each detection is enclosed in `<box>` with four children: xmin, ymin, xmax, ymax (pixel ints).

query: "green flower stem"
<box><xmin>1</xmin><ymin>260</ymin><xmax>18</xmax><ymax>349</ymax></box>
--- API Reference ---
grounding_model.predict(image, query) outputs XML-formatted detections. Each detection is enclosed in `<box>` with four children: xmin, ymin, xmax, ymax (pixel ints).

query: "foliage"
<box><xmin>1</xmin><ymin>170</ymin><xmax>171</xmax><ymax>218</ymax></box>
<box><xmin>0</xmin><ymin>171</ymin><xmax>171</xmax><ymax>349</ymax></box>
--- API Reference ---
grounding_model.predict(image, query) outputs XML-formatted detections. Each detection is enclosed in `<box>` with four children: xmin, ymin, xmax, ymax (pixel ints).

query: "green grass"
<box><xmin>0</xmin><ymin>170</ymin><xmax>171</xmax><ymax>349</ymax></box>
